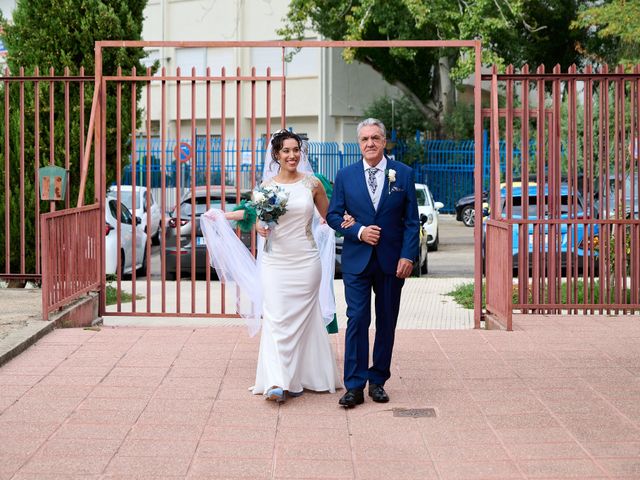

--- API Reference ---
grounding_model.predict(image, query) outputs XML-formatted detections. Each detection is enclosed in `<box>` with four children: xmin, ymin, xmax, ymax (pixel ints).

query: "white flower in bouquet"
<box><xmin>247</xmin><ymin>184</ymin><xmax>290</xmax><ymax>252</ymax></box>
<box><xmin>276</xmin><ymin>191</ymin><xmax>288</xmax><ymax>205</ymax></box>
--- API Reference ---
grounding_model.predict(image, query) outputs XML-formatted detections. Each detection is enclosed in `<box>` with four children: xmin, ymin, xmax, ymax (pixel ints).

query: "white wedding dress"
<box><xmin>252</xmin><ymin>175</ymin><xmax>342</xmax><ymax>395</ymax></box>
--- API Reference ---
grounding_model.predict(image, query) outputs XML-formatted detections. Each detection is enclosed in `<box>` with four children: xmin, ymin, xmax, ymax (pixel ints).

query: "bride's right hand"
<box><xmin>256</xmin><ymin>223</ymin><xmax>270</xmax><ymax>237</ymax></box>
<box><xmin>341</xmin><ymin>213</ymin><xmax>356</xmax><ymax>229</ymax></box>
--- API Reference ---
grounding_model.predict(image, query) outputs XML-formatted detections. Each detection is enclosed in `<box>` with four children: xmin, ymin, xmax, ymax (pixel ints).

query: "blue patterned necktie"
<box><xmin>367</xmin><ymin>167</ymin><xmax>378</xmax><ymax>195</ymax></box>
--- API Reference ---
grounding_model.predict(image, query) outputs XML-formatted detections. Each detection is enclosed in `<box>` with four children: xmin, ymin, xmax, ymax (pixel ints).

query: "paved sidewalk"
<box><xmin>2</xmin><ymin>316</ymin><xmax>640</xmax><ymax>479</ymax></box>
<box><xmin>0</xmin><ymin>288</ymin><xmax>52</xmax><ymax>366</ymax></box>
<box><xmin>103</xmin><ymin>277</ymin><xmax>475</xmax><ymax>330</ymax></box>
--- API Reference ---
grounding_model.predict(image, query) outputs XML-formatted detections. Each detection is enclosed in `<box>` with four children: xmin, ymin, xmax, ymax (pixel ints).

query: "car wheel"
<box><xmin>120</xmin><ymin>249</ymin><xmax>131</xmax><ymax>279</ymax></box>
<box><xmin>411</xmin><ymin>262</ymin><xmax>420</xmax><ymax>277</ymax></box>
<box><xmin>165</xmin><ymin>271</ymin><xmax>176</xmax><ymax>281</ymax></box>
<box><xmin>428</xmin><ymin>232</ymin><xmax>439</xmax><ymax>252</ymax></box>
<box><xmin>152</xmin><ymin>226</ymin><xmax>161</xmax><ymax>246</ymax></box>
<box><xmin>120</xmin><ymin>250</ymin><xmax>126</xmax><ymax>276</ymax></box>
<box><xmin>421</xmin><ymin>250</ymin><xmax>428</xmax><ymax>274</ymax></box>
<box><xmin>137</xmin><ymin>246</ymin><xmax>147</xmax><ymax>276</ymax></box>
<box><xmin>461</xmin><ymin>205</ymin><xmax>475</xmax><ymax>227</ymax></box>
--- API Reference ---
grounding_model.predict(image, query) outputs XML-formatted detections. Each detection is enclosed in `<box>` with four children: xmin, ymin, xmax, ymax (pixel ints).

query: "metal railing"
<box><xmin>0</xmin><ymin>68</ymin><xmax>94</xmax><ymax>281</ymax></box>
<box><xmin>484</xmin><ymin>65</ymin><xmax>640</xmax><ymax>325</ymax></box>
<box><xmin>124</xmin><ymin>133</ymin><xmax>526</xmax><ymax>214</ymax></box>
<box><xmin>40</xmin><ymin>204</ymin><xmax>101</xmax><ymax>320</ymax></box>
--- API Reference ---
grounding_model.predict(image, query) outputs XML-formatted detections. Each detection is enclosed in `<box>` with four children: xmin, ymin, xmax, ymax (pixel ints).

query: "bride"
<box><xmin>202</xmin><ymin>130</ymin><xmax>350</xmax><ymax>403</ymax></box>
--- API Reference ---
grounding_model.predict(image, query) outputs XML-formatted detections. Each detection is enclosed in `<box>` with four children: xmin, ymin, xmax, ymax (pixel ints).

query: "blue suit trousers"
<box><xmin>342</xmin><ymin>250</ymin><xmax>404</xmax><ymax>391</ymax></box>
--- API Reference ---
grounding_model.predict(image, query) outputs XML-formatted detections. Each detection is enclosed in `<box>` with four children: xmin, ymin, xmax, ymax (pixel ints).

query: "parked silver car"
<box><xmin>164</xmin><ymin>186</ymin><xmax>251</xmax><ymax>280</ymax></box>
<box><xmin>105</xmin><ymin>198</ymin><xmax>147</xmax><ymax>276</ymax></box>
<box><xmin>107</xmin><ymin>185</ymin><xmax>162</xmax><ymax>245</ymax></box>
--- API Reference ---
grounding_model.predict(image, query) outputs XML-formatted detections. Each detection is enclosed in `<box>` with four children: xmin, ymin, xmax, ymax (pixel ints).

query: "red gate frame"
<box><xmin>77</xmin><ymin>40</ymin><xmax>483</xmax><ymax>326</ymax></box>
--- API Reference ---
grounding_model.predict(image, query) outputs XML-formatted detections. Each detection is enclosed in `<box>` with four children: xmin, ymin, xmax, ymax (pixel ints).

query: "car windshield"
<box><xmin>108</xmin><ymin>191</ymin><xmax>148</xmax><ymax>210</ymax></box>
<box><xmin>506</xmin><ymin>194</ymin><xmax>584</xmax><ymax>217</ymax></box>
<box><xmin>108</xmin><ymin>199</ymin><xmax>134</xmax><ymax>224</ymax></box>
<box><xmin>416</xmin><ymin>188</ymin><xmax>432</xmax><ymax>207</ymax></box>
<box><xmin>178</xmin><ymin>192</ymin><xmax>250</xmax><ymax>217</ymax></box>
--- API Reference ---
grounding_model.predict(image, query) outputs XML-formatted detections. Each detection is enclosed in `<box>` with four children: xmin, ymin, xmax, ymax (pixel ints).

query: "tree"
<box><xmin>572</xmin><ymin>0</ymin><xmax>640</xmax><ymax>67</ymax></box>
<box><xmin>363</xmin><ymin>96</ymin><xmax>427</xmax><ymax>141</ymax></box>
<box><xmin>0</xmin><ymin>0</ymin><xmax>151</xmax><ymax>274</ymax></box>
<box><xmin>279</xmin><ymin>0</ymin><xmax>588</xmax><ymax>137</ymax></box>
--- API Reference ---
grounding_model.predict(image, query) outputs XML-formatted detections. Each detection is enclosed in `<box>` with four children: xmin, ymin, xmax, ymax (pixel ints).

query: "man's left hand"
<box><xmin>396</xmin><ymin>259</ymin><xmax>413</xmax><ymax>279</ymax></box>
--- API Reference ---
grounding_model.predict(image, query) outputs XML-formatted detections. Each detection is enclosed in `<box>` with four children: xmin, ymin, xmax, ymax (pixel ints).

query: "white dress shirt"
<box><xmin>364</xmin><ymin>156</ymin><xmax>387</xmax><ymax>209</ymax></box>
<box><xmin>357</xmin><ymin>157</ymin><xmax>387</xmax><ymax>240</ymax></box>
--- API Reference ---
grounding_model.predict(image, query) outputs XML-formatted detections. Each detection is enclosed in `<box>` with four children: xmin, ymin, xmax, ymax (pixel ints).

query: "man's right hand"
<box><xmin>361</xmin><ymin>225</ymin><xmax>381</xmax><ymax>245</ymax></box>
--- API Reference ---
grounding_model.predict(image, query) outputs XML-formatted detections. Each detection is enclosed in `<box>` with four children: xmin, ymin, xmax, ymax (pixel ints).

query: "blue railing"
<box><xmin>123</xmin><ymin>133</ymin><xmax>523</xmax><ymax>214</ymax></box>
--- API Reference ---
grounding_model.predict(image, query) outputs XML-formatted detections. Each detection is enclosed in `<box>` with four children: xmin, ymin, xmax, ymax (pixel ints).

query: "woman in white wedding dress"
<box><xmin>216</xmin><ymin>131</ymin><xmax>347</xmax><ymax>402</ymax></box>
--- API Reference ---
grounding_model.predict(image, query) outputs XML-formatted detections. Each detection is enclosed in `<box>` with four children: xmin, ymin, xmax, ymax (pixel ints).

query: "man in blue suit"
<box><xmin>327</xmin><ymin>118</ymin><xmax>419</xmax><ymax>408</ymax></box>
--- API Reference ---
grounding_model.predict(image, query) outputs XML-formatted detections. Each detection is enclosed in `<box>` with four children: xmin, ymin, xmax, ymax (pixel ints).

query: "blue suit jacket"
<box><xmin>327</xmin><ymin>157</ymin><xmax>420</xmax><ymax>275</ymax></box>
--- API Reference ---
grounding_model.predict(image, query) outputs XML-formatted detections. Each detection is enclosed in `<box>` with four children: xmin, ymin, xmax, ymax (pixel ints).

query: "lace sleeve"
<box><xmin>302</xmin><ymin>174</ymin><xmax>320</xmax><ymax>190</ymax></box>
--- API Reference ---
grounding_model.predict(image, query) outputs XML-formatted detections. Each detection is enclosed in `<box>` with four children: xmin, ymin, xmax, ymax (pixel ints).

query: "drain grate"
<box><xmin>393</xmin><ymin>408</ymin><xmax>436</xmax><ymax>418</ymax></box>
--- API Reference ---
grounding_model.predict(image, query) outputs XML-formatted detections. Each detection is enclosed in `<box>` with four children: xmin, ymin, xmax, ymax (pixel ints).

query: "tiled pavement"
<box><xmin>104</xmin><ymin>277</ymin><xmax>475</xmax><ymax>330</ymax></box>
<box><xmin>1</xmin><ymin>315</ymin><xmax>640</xmax><ymax>479</ymax></box>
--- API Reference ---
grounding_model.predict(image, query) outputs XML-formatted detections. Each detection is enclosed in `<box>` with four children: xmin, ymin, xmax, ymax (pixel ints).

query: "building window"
<box><xmin>175</xmin><ymin>47</ymin><xmax>206</xmax><ymax>76</ymax></box>
<box><xmin>250</xmin><ymin>48</ymin><xmax>283</xmax><ymax>76</ymax></box>
<box><xmin>286</xmin><ymin>47</ymin><xmax>318</xmax><ymax>77</ymax></box>
<box><xmin>207</xmin><ymin>48</ymin><xmax>235</xmax><ymax>74</ymax></box>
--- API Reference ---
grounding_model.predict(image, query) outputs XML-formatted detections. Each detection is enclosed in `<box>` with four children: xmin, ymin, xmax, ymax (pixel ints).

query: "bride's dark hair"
<box><xmin>270</xmin><ymin>130</ymin><xmax>302</xmax><ymax>166</ymax></box>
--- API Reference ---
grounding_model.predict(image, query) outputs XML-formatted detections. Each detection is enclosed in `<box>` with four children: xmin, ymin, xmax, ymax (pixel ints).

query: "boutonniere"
<box><xmin>386</xmin><ymin>168</ymin><xmax>396</xmax><ymax>194</ymax></box>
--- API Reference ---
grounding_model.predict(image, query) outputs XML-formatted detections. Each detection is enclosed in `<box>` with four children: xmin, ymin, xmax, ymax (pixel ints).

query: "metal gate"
<box><xmin>81</xmin><ymin>40</ymin><xmax>483</xmax><ymax>320</ymax></box>
<box><xmin>483</xmin><ymin>65</ymin><xmax>640</xmax><ymax>329</ymax></box>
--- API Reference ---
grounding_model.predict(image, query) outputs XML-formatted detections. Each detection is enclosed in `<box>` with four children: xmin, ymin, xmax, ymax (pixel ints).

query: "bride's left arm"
<box><xmin>312</xmin><ymin>179</ymin><xmax>329</xmax><ymax>220</ymax></box>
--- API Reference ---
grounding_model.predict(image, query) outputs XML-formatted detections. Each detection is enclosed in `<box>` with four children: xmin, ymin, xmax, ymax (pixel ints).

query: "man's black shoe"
<box><xmin>338</xmin><ymin>389</ymin><xmax>364</xmax><ymax>408</ymax></box>
<box><xmin>368</xmin><ymin>384</ymin><xmax>389</xmax><ymax>403</ymax></box>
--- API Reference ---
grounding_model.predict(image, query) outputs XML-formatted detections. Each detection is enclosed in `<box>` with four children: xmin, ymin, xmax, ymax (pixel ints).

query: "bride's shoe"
<box><xmin>266</xmin><ymin>387</ymin><xmax>285</xmax><ymax>403</ymax></box>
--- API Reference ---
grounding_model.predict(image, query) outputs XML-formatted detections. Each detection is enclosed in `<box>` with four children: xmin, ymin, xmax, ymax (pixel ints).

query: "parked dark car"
<box><xmin>164</xmin><ymin>186</ymin><xmax>251</xmax><ymax>280</ymax></box>
<box><xmin>455</xmin><ymin>191</ymin><xmax>488</xmax><ymax>227</ymax></box>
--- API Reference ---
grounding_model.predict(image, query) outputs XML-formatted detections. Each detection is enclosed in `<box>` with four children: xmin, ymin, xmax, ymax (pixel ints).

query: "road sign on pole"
<box><xmin>174</xmin><ymin>142</ymin><xmax>192</xmax><ymax>163</ymax></box>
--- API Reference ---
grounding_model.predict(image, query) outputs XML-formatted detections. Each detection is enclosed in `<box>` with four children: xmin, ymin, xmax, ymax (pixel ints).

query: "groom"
<box><xmin>327</xmin><ymin>118</ymin><xmax>419</xmax><ymax>408</ymax></box>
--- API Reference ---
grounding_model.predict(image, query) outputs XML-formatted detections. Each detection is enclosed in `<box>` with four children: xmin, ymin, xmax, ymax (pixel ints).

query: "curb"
<box><xmin>0</xmin><ymin>320</ymin><xmax>55</xmax><ymax>368</ymax></box>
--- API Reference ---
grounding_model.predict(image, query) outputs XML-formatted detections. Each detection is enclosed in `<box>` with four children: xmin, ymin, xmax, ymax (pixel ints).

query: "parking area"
<box><xmin>105</xmin><ymin>214</ymin><xmax>477</xmax><ymax>330</ymax></box>
<box><xmin>138</xmin><ymin>214</ymin><xmax>474</xmax><ymax>281</ymax></box>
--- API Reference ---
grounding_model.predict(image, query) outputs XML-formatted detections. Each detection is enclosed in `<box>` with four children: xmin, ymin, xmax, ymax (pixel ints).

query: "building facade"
<box><xmin>140</xmin><ymin>0</ymin><xmax>400</xmax><ymax>143</ymax></box>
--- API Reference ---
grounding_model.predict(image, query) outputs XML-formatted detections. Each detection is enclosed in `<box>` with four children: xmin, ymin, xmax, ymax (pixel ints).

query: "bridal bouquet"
<box><xmin>248</xmin><ymin>184</ymin><xmax>289</xmax><ymax>251</ymax></box>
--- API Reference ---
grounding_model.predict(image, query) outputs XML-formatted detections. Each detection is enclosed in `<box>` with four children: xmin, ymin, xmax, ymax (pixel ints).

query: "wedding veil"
<box><xmin>200</xmin><ymin>130</ymin><xmax>337</xmax><ymax>336</ymax></box>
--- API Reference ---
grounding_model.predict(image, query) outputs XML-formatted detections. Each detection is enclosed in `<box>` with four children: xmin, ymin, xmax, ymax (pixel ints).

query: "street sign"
<box><xmin>173</xmin><ymin>142</ymin><xmax>192</xmax><ymax>163</ymax></box>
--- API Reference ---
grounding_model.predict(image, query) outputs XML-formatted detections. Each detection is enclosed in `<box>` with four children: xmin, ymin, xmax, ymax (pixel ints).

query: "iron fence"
<box><xmin>124</xmin><ymin>133</ymin><xmax>523</xmax><ymax>214</ymax></box>
<box><xmin>40</xmin><ymin>204</ymin><xmax>101</xmax><ymax>320</ymax></box>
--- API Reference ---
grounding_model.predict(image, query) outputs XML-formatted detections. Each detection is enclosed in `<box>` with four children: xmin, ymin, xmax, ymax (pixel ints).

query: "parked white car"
<box><xmin>415</xmin><ymin>183</ymin><xmax>444</xmax><ymax>251</ymax></box>
<box><xmin>107</xmin><ymin>185</ymin><xmax>162</xmax><ymax>244</ymax></box>
<box><xmin>105</xmin><ymin>197</ymin><xmax>148</xmax><ymax>276</ymax></box>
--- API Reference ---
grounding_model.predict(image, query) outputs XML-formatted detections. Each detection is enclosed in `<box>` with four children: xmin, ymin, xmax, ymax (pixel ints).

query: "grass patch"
<box><xmin>106</xmin><ymin>285</ymin><xmax>144</xmax><ymax>306</ymax></box>
<box><xmin>446</xmin><ymin>282</ymin><xmax>481</xmax><ymax>310</ymax></box>
<box><xmin>447</xmin><ymin>278</ymin><xmax>631</xmax><ymax>310</ymax></box>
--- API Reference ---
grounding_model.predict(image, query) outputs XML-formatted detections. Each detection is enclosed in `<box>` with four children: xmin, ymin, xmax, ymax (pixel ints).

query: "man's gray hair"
<box><xmin>357</xmin><ymin>118</ymin><xmax>386</xmax><ymax>139</ymax></box>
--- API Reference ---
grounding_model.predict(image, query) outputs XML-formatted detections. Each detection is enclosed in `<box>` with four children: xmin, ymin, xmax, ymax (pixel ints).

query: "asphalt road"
<box><xmin>427</xmin><ymin>214</ymin><xmax>475</xmax><ymax>278</ymax></box>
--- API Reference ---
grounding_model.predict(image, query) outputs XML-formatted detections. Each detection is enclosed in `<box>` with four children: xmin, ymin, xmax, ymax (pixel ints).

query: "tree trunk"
<box><xmin>438</xmin><ymin>55</ymin><xmax>455</xmax><ymax>119</ymax></box>
<box><xmin>390</xmin><ymin>79</ymin><xmax>440</xmax><ymax>128</ymax></box>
